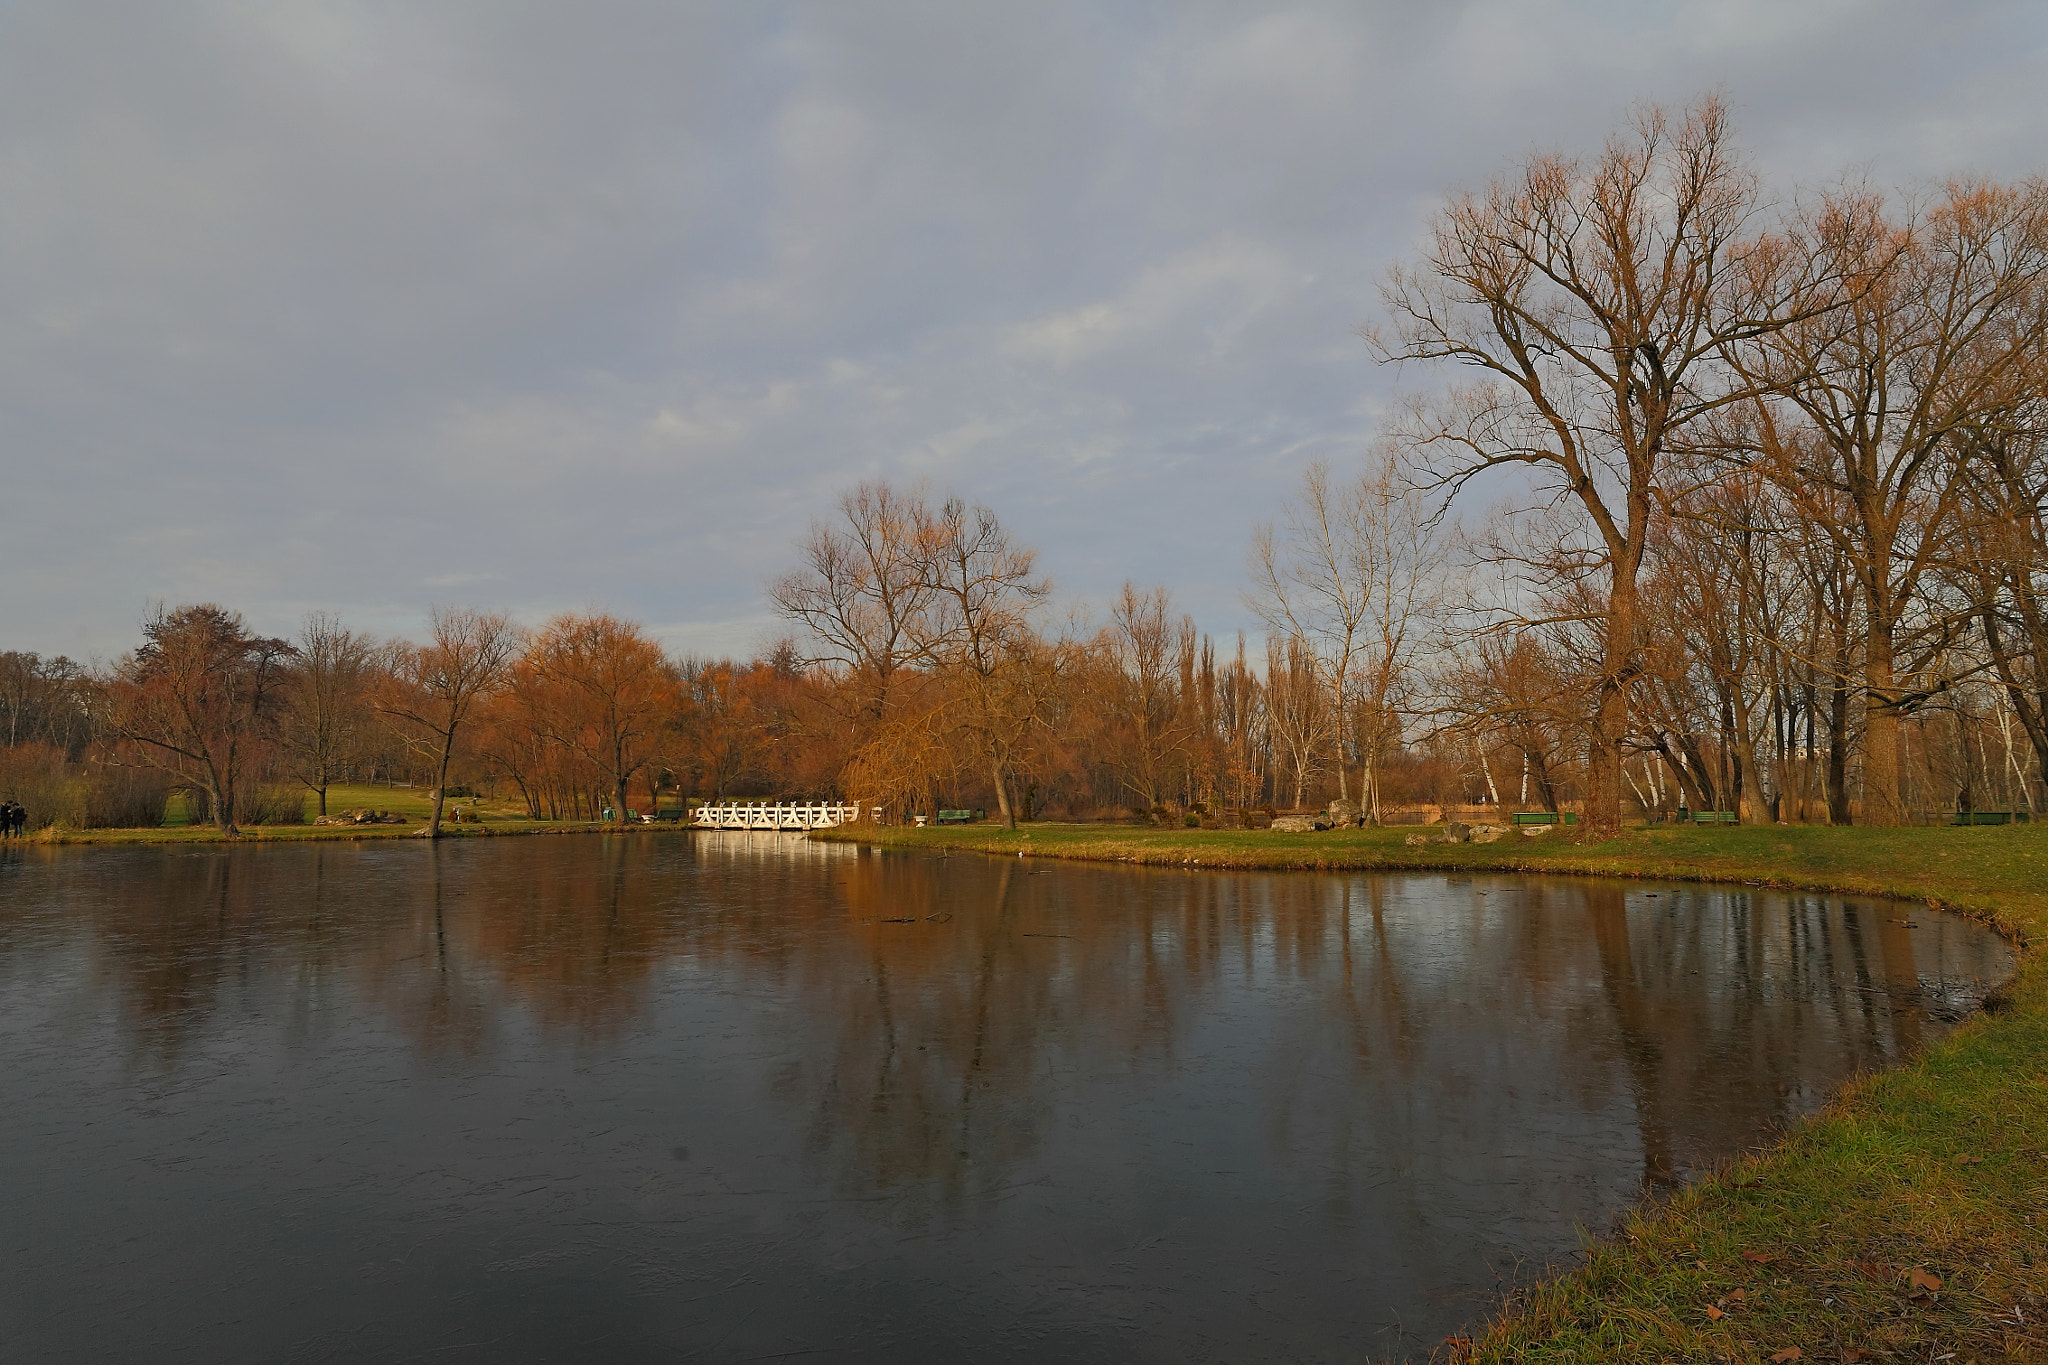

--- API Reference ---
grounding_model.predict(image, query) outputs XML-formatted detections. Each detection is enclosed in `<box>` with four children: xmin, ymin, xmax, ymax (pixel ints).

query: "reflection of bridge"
<box><xmin>693</xmin><ymin>802</ymin><xmax>865</xmax><ymax>831</ymax></box>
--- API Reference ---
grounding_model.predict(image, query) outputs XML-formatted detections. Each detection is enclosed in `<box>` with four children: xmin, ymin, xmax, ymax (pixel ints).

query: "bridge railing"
<box><xmin>691</xmin><ymin>802</ymin><xmax>866</xmax><ymax>830</ymax></box>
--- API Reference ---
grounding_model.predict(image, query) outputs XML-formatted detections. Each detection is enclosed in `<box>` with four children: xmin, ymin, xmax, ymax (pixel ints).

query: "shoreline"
<box><xmin>813</xmin><ymin>822</ymin><xmax>2048</xmax><ymax>1362</ymax></box>
<box><xmin>19</xmin><ymin>818</ymin><xmax>632</xmax><ymax>844</ymax></box>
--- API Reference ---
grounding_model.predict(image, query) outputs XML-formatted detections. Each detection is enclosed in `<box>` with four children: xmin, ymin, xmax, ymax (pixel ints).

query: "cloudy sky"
<box><xmin>4</xmin><ymin>1</ymin><xmax>2045</xmax><ymax>661</ymax></box>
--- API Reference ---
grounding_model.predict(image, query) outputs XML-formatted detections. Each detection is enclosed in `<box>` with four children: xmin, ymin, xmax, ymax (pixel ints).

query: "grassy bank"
<box><xmin>816</xmin><ymin>821</ymin><xmax>2048</xmax><ymax>1363</ymax></box>
<box><xmin>32</xmin><ymin>783</ymin><xmax>612</xmax><ymax>843</ymax></box>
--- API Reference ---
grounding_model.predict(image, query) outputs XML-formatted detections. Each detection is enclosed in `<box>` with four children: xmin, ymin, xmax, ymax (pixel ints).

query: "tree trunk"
<box><xmin>1586</xmin><ymin>579</ymin><xmax>1638</xmax><ymax>838</ymax></box>
<box><xmin>205</xmin><ymin>755</ymin><xmax>237</xmax><ymax>838</ymax></box>
<box><xmin>427</xmin><ymin>736</ymin><xmax>453</xmax><ymax>839</ymax></box>
<box><xmin>317</xmin><ymin>784</ymin><xmax>328</xmax><ymax>817</ymax></box>
<box><xmin>1474</xmin><ymin>736</ymin><xmax>1501</xmax><ymax>808</ymax></box>
<box><xmin>1861</xmin><ymin>627</ymin><xmax>1903</xmax><ymax>826</ymax></box>
<box><xmin>1332</xmin><ymin>701</ymin><xmax>1349</xmax><ymax>805</ymax></box>
<box><xmin>1650</xmin><ymin>734</ymin><xmax>1711</xmax><ymax>812</ymax></box>
<box><xmin>1826</xmin><ymin>678</ymin><xmax>1854</xmax><ymax>826</ymax></box>
<box><xmin>1731</xmin><ymin>698</ymin><xmax>1764</xmax><ymax>826</ymax></box>
<box><xmin>991</xmin><ymin>756</ymin><xmax>1016</xmax><ymax>829</ymax></box>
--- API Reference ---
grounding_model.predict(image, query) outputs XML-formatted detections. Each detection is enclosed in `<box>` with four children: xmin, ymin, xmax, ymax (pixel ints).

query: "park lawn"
<box><xmin>36</xmin><ymin>818</ymin><xmax>586</xmax><ymax>844</ymax></box>
<box><xmin>817</xmin><ymin>821</ymin><xmax>2048</xmax><ymax>1363</ymax></box>
<box><xmin>42</xmin><ymin>784</ymin><xmax>602</xmax><ymax>842</ymax></box>
<box><xmin>318</xmin><ymin>782</ymin><xmax>533</xmax><ymax>823</ymax></box>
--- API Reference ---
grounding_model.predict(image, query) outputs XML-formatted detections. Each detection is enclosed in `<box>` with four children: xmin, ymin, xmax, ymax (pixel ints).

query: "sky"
<box><xmin>4</xmin><ymin>1</ymin><xmax>2047</xmax><ymax>663</ymax></box>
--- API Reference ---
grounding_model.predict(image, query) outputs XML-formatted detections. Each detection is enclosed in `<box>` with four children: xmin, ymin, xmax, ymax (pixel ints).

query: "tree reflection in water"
<box><xmin>0</xmin><ymin>838</ymin><xmax>2011</xmax><ymax>1363</ymax></box>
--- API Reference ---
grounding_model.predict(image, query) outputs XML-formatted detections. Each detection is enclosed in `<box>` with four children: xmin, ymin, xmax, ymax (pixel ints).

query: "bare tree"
<box><xmin>1349</xmin><ymin>452</ymin><xmax>1454</xmax><ymax>822</ymax></box>
<box><xmin>373</xmin><ymin>608</ymin><xmax>520</xmax><ymax>838</ymax></box>
<box><xmin>1956</xmin><ymin>408</ymin><xmax>2048</xmax><ymax>792</ymax></box>
<box><xmin>107</xmin><ymin>604</ymin><xmax>295</xmax><ymax>835</ymax></box>
<box><xmin>1248</xmin><ymin>461</ymin><xmax>1374</xmax><ymax>805</ymax></box>
<box><xmin>0</xmin><ymin>652</ymin><xmax>91</xmax><ymax>754</ymax></box>
<box><xmin>1251</xmin><ymin>451</ymin><xmax>1451</xmax><ymax>821</ymax></box>
<box><xmin>911</xmin><ymin>497</ymin><xmax>1051</xmax><ymax>829</ymax></box>
<box><xmin>770</xmin><ymin>480</ymin><xmax>937</xmax><ymax>723</ymax></box>
<box><xmin>1638</xmin><ymin>474</ymin><xmax>1793</xmax><ymax>822</ymax></box>
<box><xmin>1440</xmin><ymin>631</ymin><xmax>1581</xmax><ymax>816</ymax></box>
<box><xmin>1374</xmin><ymin>96</ymin><xmax>1802</xmax><ymax>836</ymax></box>
<box><xmin>1727</xmin><ymin>179</ymin><xmax>2048</xmax><ymax>823</ymax></box>
<box><xmin>278</xmin><ymin>612</ymin><xmax>374</xmax><ymax>816</ymax></box>
<box><xmin>1264</xmin><ymin>632</ymin><xmax>1329</xmax><ymax>810</ymax></box>
<box><xmin>1096</xmin><ymin>582</ymin><xmax>1197</xmax><ymax>812</ymax></box>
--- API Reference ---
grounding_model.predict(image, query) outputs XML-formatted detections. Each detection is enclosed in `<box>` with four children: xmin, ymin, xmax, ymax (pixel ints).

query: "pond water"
<box><xmin>0</xmin><ymin>836</ymin><xmax>2013</xmax><ymax>1362</ymax></box>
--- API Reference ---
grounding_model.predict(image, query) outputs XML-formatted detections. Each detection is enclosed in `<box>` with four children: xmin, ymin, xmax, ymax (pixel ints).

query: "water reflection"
<box><xmin>0</xmin><ymin>838</ymin><xmax>2011</xmax><ymax>1362</ymax></box>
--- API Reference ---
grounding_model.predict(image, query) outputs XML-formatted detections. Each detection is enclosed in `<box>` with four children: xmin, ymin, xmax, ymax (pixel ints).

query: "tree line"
<box><xmin>754</xmin><ymin>98</ymin><xmax>2048</xmax><ymax>835</ymax></box>
<box><xmin>4</xmin><ymin>96</ymin><xmax>2045</xmax><ymax>836</ymax></box>
<box><xmin>0</xmin><ymin>608</ymin><xmax>820</xmax><ymax>837</ymax></box>
<box><xmin>1368</xmin><ymin>95</ymin><xmax>2048</xmax><ymax>835</ymax></box>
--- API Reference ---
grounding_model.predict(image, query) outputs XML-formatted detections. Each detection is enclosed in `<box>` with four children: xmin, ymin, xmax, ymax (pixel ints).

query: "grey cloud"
<box><xmin>5</xmin><ymin>0</ymin><xmax>2046</xmax><ymax>661</ymax></box>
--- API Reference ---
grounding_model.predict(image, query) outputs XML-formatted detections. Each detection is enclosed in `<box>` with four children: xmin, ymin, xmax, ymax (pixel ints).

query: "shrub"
<box><xmin>83</xmin><ymin>764</ymin><xmax>171</xmax><ymax>829</ymax></box>
<box><xmin>0</xmin><ymin>744</ymin><xmax>82</xmax><ymax>830</ymax></box>
<box><xmin>242</xmin><ymin>785</ymin><xmax>308</xmax><ymax>826</ymax></box>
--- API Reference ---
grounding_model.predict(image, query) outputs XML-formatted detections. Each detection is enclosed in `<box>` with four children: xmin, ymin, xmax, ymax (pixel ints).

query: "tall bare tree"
<box><xmin>1375</xmin><ymin>97</ymin><xmax>1801</xmax><ymax>836</ymax></box>
<box><xmin>278</xmin><ymin>612</ymin><xmax>375</xmax><ymax>816</ymax></box>
<box><xmin>1096</xmin><ymin>582</ymin><xmax>1197</xmax><ymax>812</ymax></box>
<box><xmin>770</xmin><ymin>480</ymin><xmax>937</xmax><ymax>723</ymax></box>
<box><xmin>1248</xmin><ymin>461</ymin><xmax>1375</xmax><ymax>805</ymax></box>
<box><xmin>1264</xmin><ymin>632</ymin><xmax>1328</xmax><ymax>810</ymax></box>
<box><xmin>373</xmin><ymin>608</ymin><xmax>520</xmax><ymax>838</ymax></box>
<box><xmin>911</xmin><ymin>497</ymin><xmax>1050</xmax><ymax>828</ymax></box>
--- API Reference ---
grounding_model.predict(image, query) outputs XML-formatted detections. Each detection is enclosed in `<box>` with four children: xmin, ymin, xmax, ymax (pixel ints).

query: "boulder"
<box><xmin>1521</xmin><ymin>823</ymin><xmax>1552</xmax><ymax>837</ymax></box>
<box><xmin>1270</xmin><ymin>814</ymin><xmax>1324</xmax><ymax>833</ymax></box>
<box><xmin>315</xmin><ymin>808</ymin><xmax>408</xmax><ymax>827</ymax></box>
<box><xmin>1468</xmin><ymin>824</ymin><xmax>1506</xmax><ymax>844</ymax></box>
<box><xmin>1325</xmin><ymin>798</ymin><xmax>1364</xmax><ymax>828</ymax></box>
<box><xmin>1441</xmin><ymin>821</ymin><xmax>1472</xmax><ymax>843</ymax></box>
<box><xmin>1403</xmin><ymin>832</ymin><xmax>1430</xmax><ymax>847</ymax></box>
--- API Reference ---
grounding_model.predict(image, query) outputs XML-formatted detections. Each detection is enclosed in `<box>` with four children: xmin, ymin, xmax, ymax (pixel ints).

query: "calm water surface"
<box><xmin>0</xmin><ymin>836</ymin><xmax>2013</xmax><ymax>1362</ymax></box>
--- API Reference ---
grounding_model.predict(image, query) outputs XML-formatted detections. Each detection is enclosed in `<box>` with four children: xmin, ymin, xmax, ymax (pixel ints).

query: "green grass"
<box><xmin>816</xmin><ymin>821</ymin><xmax>2048</xmax><ymax>1362</ymax></box>
<box><xmin>37</xmin><ymin>783</ymin><xmax>616</xmax><ymax>843</ymax></box>
<box><xmin>317</xmin><ymin>782</ymin><xmax>525</xmax><ymax>822</ymax></box>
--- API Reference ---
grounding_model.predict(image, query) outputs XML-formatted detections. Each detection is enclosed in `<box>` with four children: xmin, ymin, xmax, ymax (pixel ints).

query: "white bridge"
<box><xmin>692</xmin><ymin>801</ymin><xmax>866</xmax><ymax>831</ymax></box>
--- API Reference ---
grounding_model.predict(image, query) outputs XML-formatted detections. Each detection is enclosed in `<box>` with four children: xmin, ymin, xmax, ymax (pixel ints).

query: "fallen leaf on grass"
<box><xmin>1908</xmin><ymin>1267</ymin><xmax>1943</xmax><ymax>1293</ymax></box>
<box><xmin>1953</xmin><ymin>1153</ymin><xmax>1985</xmax><ymax>1165</ymax></box>
<box><xmin>1704</xmin><ymin>1304</ymin><xmax>1725</xmax><ymax>1320</ymax></box>
<box><xmin>1743</xmin><ymin>1250</ymin><xmax>1774</xmax><ymax>1264</ymax></box>
<box><xmin>1855</xmin><ymin>1259</ymin><xmax>1887</xmax><ymax>1279</ymax></box>
<box><xmin>1769</xmin><ymin>1349</ymin><xmax>1802</xmax><ymax>1362</ymax></box>
<box><xmin>1723</xmin><ymin>1287</ymin><xmax>1747</xmax><ymax>1304</ymax></box>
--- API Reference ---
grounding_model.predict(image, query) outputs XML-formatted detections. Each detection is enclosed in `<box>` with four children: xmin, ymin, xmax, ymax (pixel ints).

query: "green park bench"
<box><xmin>1950</xmin><ymin>810</ymin><xmax>2023</xmax><ymax>826</ymax></box>
<box><xmin>934</xmin><ymin>809</ymin><xmax>985</xmax><ymax>824</ymax></box>
<box><xmin>1690</xmin><ymin>810</ymin><xmax>1740</xmax><ymax>824</ymax></box>
<box><xmin>1510</xmin><ymin>811</ymin><xmax>1577</xmax><ymax>826</ymax></box>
